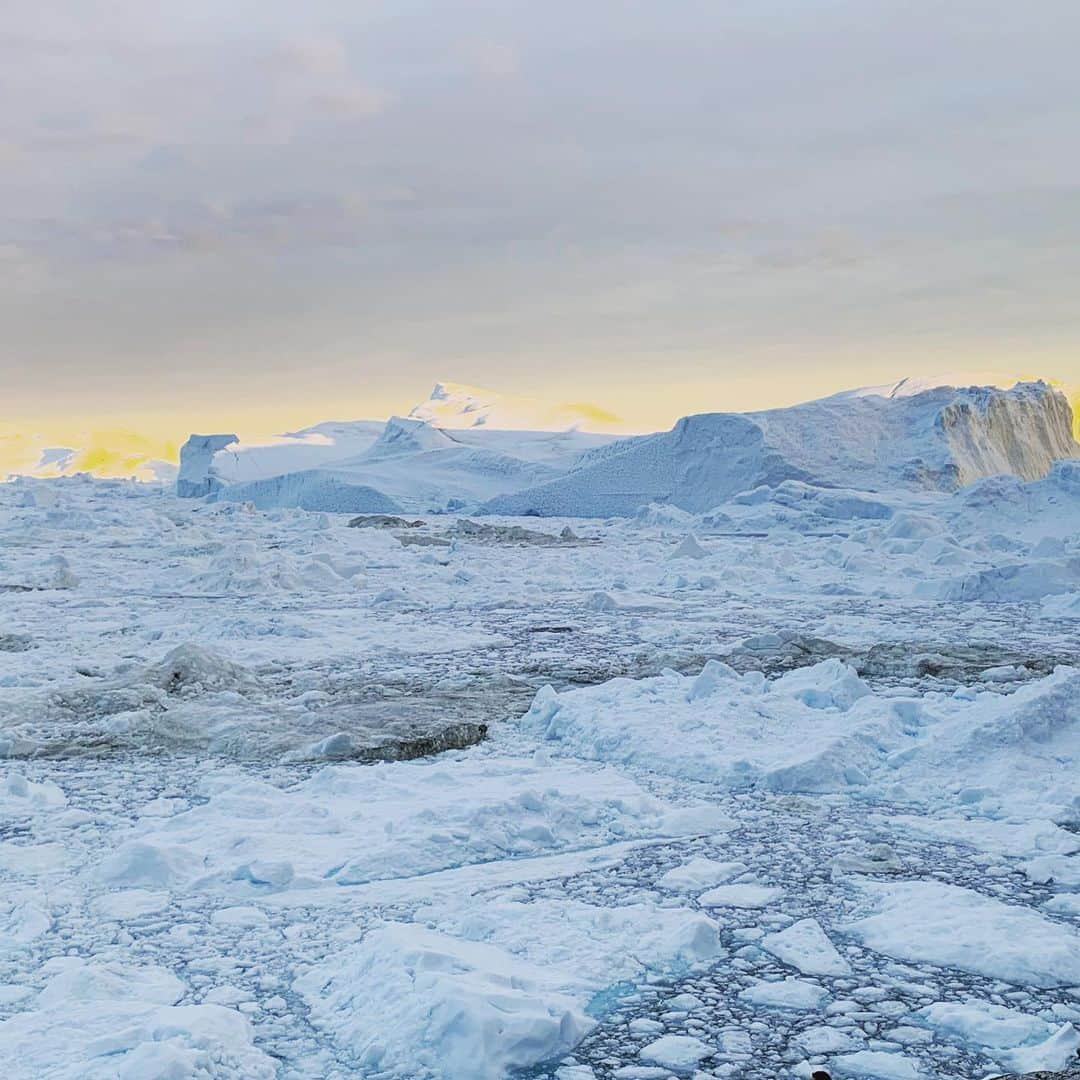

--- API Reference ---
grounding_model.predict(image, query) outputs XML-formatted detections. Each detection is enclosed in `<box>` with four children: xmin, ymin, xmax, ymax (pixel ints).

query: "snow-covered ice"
<box><xmin>698</xmin><ymin>883</ymin><xmax>785</xmax><ymax>909</ymax></box>
<box><xmin>298</xmin><ymin>901</ymin><xmax>719</xmax><ymax>1077</ymax></box>
<box><xmin>739</xmin><ymin>977</ymin><xmax>831</xmax><ymax>1011</ymax></box>
<box><xmin>759</xmin><ymin>918</ymin><xmax>853</xmax><ymax>977</ymax></box>
<box><xmin>0</xmin><ymin>958</ymin><xmax>276</xmax><ymax>1079</ymax></box>
<box><xmin>843</xmin><ymin>879</ymin><xmax>1080</xmax><ymax>988</ymax></box>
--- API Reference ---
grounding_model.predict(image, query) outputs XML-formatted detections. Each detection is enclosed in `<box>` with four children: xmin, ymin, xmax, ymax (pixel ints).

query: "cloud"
<box><xmin>465</xmin><ymin>40</ymin><xmax>519</xmax><ymax>79</ymax></box>
<box><xmin>15</xmin><ymin>193</ymin><xmax>376</xmax><ymax>261</ymax></box>
<box><xmin>271</xmin><ymin>36</ymin><xmax>349</xmax><ymax>77</ymax></box>
<box><xmin>308</xmin><ymin>85</ymin><xmax>394</xmax><ymax>118</ymax></box>
<box><xmin>1</xmin><ymin>0</ymin><xmax>1078</xmax><ymax>428</ymax></box>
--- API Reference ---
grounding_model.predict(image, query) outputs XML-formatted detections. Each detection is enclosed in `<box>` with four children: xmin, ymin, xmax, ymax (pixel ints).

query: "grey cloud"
<box><xmin>2</xmin><ymin>0</ymin><xmax>1079</xmax><ymax>418</ymax></box>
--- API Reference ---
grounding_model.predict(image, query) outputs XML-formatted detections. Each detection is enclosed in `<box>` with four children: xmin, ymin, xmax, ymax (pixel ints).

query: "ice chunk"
<box><xmin>771</xmin><ymin>658</ymin><xmax>871</xmax><ymax>711</ymax></box>
<box><xmin>917</xmin><ymin>998</ymin><xmax>1052</xmax><ymax>1049</ymax></box>
<box><xmin>794</xmin><ymin>1024</ymin><xmax>861</xmax><ymax>1054</ymax></box>
<box><xmin>1001</xmin><ymin>1022</ymin><xmax>1080</xmax><ymax>1074</ymax></box>
<box><xmin>298</xmin><ymin>898</ymin><xmax>720</xmax><ymax>1078</ymax></box>
<box><xmin>0</xmin><ymin>961</ymin><xmax>274</xmax><ymax>1080</ymax></box>
<box><xmin>686</xmin><ymin>660</ymin><xmax>739</xmax><ymax>702</ymax></box>
<box><xmin>109</xmin><ymin>757</ymin><xmax>709</xmax><ymax>895</ymax></box>
<box><xmin>1043</xmin><ymin>591</ymin><xmax>1080</xmax><ymax>618</ymax></box>
<box><xmin>698</xmin><ymin>883</ymin><xmax>783</xmax><ymax>909</ymax></box>
<box><xmin>843</xmin><ymin>879</ymin><xmax>1080</xmax><ymax>987</ymax></box>
<box><xmin>520</xmin><ymin>660</ymin><xmax>886</xmax><ymax>791</ymax></box>
<box><xmin>147</xmin><ymin>643</ymin><xmax>253</xmax><ymax>696</ymax></box>
<box><xmin>830</xmin><ymin>1049</ymin><xmax>924</xmax><ymax>1078</ymax></box>
<box><xmin>90</xmin><ymin>890</ymin><xmax>171</xmax><ymax>920</ymax></box>
<box><xmin>423</xmin><ymin>898</ymin><xmax>722</xmax><ymax>989</ymax></box>
<box><xmin>639</xmin><ymin>1034</ymin><xmax>713</xmax><ymax>1072</ymax></box>
<box><xmin>670</xmin><ymin>534</ymin><xmax>709</xmax><ymax>560</ymax></box>
<box><xmin>176</xmin><ymin>433</ymin><xmax>239</xmax><ymax>497</ymax></box>
<box><xmin>0</xmin><ymin>904</ymin><xmax>51</xmax><ymax>949</ymax></box>
<box><xmin>0</xmin><ymin>773</ymin><xmax>66</xmax><ymax>813</ymax></box>
<box><xmin>97</xmin><ymin>841</ymin><xmax>198</xmax><ymax>888</ymax></box>
<box><xmin>760</xmin><ymin>918</ymin><xmax>852</xmax><ymax>976</ymax></box>
<box><xmin>658</xmin><ymin>857</ymin><xmax>747</xmax><ymax>892</ymax></box>
<box><xmin>36</xmin><ymin>958</ymin><xmax>184</xmax><ymax>1008</ymax></box>
<box><xmin>210</xmin><ymin>905</ymin><xmax>269</xmax><ymax>928</ymax></box>
<box><xmin>938</xmin><ymin>556</ymin><xmax>1080</xmax><ymax>602</ymax></box>
<box><xmin>295</xmin><ymin>922</ymin><xmax>592</xmax><ymax>1077</ymax></box>
<box><xmin>738</xmin><ymin>977</ymin><xmax>829</xmax><ymax>1011</ymax></box>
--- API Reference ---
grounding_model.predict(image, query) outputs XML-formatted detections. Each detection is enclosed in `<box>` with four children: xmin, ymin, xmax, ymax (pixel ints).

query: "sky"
<box><xmin>3</xmin><ymin>0</ymin><xmax>1080</xmax><ymax>465</ymax></box>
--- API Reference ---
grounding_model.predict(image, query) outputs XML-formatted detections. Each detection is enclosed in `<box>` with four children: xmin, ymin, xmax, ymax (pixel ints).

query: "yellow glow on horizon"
<box><xmin>68</xmin><ymin>430</ymin><xmax>180</xmax><ymax>479</ymax></box>
<box><xmin>0</xmin><ymin>426</ymin><xmax>181</xmax><ymax>481</ymax></box>
<box><xmin>556</xmin><ymin>402</ymin><xmax>623</xmax><ymax>427</ymax></box>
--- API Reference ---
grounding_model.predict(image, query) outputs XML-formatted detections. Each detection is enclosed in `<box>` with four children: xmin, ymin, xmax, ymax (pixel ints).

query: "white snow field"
<box><xmin>2</xmin><ymin>378</ymin><xmax>1080</xmax><ymax>1080</ymax></box>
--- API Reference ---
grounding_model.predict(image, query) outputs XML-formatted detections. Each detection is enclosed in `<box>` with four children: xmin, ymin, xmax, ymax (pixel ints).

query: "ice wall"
<box><xmin>176</xmin><ymin>434</ymin><xmax>238</xmax><ymax>498</ymax></box>
<box><xmin>935</xmin><ymin>382</ymin><xmax>1078</xmax><ymax>485</ymax></box>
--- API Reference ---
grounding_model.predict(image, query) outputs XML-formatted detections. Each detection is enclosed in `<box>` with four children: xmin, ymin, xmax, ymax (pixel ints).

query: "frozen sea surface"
<box><xmin>0</xmin><ymin>475</ymin><xmax>1078</xmax><ymax>1079</ymax></box>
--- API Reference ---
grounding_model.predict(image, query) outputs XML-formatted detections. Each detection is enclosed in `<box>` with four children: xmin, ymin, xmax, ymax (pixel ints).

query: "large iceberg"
<box><xmin>485</xmin><ymin>381</ymin><xmax>1079</xmax><ymax>516</ymax></box>
<box><xmin>176</xmin><ymin>388</ymin><xmax>617</xmax><ymax>512</ymax></box>
<box><xmin>176</xmin><ymin>379</ymin><xmax>1078</xmax><ymax>516</ymax></box>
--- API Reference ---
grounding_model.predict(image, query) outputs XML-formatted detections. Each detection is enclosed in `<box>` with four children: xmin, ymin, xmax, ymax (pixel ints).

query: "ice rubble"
<box><xmin>520</xmin><ymin>660</ymin><xmax>1080</xmax><ymax>824</ymax></box>
<box><xmin>182</xmin><ymin>540</ymin><xmax>367</xmax><ymax>593</ymax></box>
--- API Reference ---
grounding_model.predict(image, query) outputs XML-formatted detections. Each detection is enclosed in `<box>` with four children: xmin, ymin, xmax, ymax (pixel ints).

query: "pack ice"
<box><xmin>2</xmin><ymin>375</ymin><xmax>1080</xmax><ymax>1080</ymax></box>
